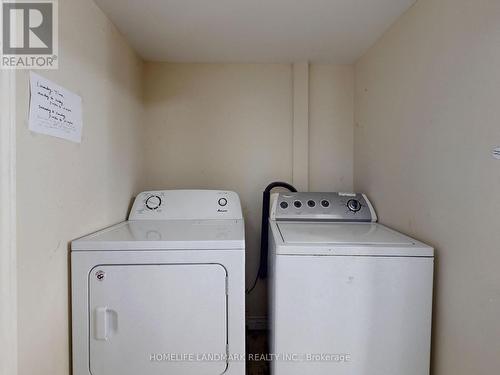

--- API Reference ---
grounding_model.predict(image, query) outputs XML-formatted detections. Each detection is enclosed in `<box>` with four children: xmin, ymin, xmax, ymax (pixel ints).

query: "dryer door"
<box><xmin>89</xmin><ymin>264</ymin><xmax>228</xmax><ymax>375</ymax></box>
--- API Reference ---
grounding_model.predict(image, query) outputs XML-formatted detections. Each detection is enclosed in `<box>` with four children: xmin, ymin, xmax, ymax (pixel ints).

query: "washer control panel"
<box><xmin>129</xmin><ymin>190</ymin><xmax>243</xmax><ymax>220</ymax></box>
<box><xmin>272</xmin><ymin>192</ymin><xmax>377</xmax><ymax>222</ymax></box>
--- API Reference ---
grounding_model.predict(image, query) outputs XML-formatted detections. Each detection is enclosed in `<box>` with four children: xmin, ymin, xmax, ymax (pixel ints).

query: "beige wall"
<box><xmin>15</xmin><ymin>0</ymin><xmax>144</xmax><ymax>374</ymax></box>
<box><xmin>354</xmin><ymin>0</ymin><xmax>500</xmax><ymax>373</ymax></box>
<box><xmin>309</xmin><ymin>64</ymin><xmax>353</xmax><ymax>191</ymax></box>
<box><xmin>143</xmin><ymin>62</ymin><xmax>354</xmax><ymax>315</ymax></box>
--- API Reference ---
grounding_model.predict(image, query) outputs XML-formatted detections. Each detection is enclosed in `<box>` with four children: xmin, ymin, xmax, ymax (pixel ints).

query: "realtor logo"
<box><xmin>1</xmin><ymin>0</ymin><xmax>58</xmax><ymax>69</ymax></box>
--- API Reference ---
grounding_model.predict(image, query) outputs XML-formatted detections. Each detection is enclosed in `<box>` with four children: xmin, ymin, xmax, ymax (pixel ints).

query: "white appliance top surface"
<box><xmin>72</xmin><ymin>219</ymin><xmax>245</xmax><ymax>251</ymax></box>
<box><xmin>273</xmin><ymin>222</ymin><xmax>433</xmax><ymax>256</ymax></box>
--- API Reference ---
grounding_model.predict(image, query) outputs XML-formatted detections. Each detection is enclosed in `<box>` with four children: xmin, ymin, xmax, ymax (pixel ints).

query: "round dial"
<box><xmin>145</xmin><ymin>195</ymin><xmax>162</xmax><ymax>210</ymax></box>
<box><xmin>347</xmin><ymin>199</ymin><xmax>362</xmax><ymax>212</ymax></box>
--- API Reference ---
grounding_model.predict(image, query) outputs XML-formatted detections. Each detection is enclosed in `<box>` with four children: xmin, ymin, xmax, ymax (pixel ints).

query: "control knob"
<box><xmin>145</xmin><ymin>195</ymin><xmax>162</xmax><ymax>210</ymax></box>
<box><xmin>347</xmin><ymin>199</ymin><xmax>362</xmax><ymax>212</ymax></box>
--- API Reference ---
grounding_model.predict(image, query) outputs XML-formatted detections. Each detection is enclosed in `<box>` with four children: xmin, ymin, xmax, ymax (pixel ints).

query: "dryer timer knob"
<box><xmin>145</xmin><ymin>195</ymin><xmax>162</xmax><ymax>210</ymax></box>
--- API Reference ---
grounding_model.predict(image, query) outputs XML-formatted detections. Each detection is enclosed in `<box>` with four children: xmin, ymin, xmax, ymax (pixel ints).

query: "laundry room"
<box><xmin>0</xmin><ymin>1</ymin><xmax>499</xmax><ymax>375</ymax></box>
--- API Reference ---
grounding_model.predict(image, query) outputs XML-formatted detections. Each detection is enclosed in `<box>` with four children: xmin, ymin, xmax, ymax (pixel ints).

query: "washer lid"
<box><xmin>274</xmin><ymin>222</ymin><xmax>433</xmax><ymax>257</ymax></box>
<box><xmin>72</xmin><ymin>219</ymin><xmax>245</xmax><ymax>251</ymax></box>
<box><xmin>278</xmin><ymin>222</ymin><xmax>414</xmax><ymax>245</ymax></box>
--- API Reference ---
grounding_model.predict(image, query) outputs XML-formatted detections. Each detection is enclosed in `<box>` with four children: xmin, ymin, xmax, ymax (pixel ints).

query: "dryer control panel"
<box><xmin>129</xmin><ymin>190</ymin><xmax>243</xmax><ymax>220</ymax></box>
<box><xmin>271</xmin><ymin>192</ymin><xmax>377</xmax><ymax>222</ymax></box>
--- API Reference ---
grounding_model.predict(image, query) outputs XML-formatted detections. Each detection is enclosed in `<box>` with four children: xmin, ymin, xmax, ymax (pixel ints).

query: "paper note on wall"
<box><xmin>29</xmin><ymin>72</ymin><xmax>83</xmax><ymax>143</ymax></box>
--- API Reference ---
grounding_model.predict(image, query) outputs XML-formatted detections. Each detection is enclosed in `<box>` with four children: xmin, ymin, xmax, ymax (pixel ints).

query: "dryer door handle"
<box><xmin>95</xmin><ymin>306</ymin><xmax>108</xmax><ymax>341</ymax></box>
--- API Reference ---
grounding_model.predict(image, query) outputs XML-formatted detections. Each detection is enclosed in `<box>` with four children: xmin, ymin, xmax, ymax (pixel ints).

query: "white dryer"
<box><xmin>268</xmin><ymin>192</ymin><xmax>434</xmax><ymax>375</ymax></box>
<box><xmin>71</xmin><ymin>190</ymin><xmax>245</xmax><ymax>375</ymax></box>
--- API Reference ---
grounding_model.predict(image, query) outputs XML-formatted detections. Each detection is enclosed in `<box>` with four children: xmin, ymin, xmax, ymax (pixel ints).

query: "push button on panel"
<box><xmin>294</xmin><ymin>200</ymin><xmax>302</xmax><ymax>208</ymax></box>
<box><xmin>218</xmin><ymin>198</ymin><xmax>228</xmax><ymax>207</ymax></box>
<box><xmin>320</xmin><ymin>200</ymin><xmax>330</xmax><ymax>208</ymax></box>
<box><xmin>280</xmin><ymin>201</ymin><xmax>289</xmax><ymax>209</ymax></box>
<box><xmin>307</xmin><ymin>200</ymin><xmax>316</xmax><ymax>208</ymax></box>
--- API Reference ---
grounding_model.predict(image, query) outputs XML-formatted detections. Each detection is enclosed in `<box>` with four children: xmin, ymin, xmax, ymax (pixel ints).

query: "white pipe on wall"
<box><xmin>292</xmin><ymin>62</ymin><xmax>309</xmax><ymax>191</ymax></box>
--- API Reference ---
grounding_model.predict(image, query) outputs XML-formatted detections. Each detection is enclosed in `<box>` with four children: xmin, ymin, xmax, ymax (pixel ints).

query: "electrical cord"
<box><xmin>246</xmin><ymin>181</ymin><xmax>297</xmax><ymax>294</ymax></box>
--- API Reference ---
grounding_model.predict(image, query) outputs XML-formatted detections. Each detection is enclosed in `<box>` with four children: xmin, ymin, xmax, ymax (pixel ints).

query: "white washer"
<box><xmin>268</xmin><ymin>192</ymin><xmax>434</xmax><ymax>375</ymax></box>
<box><xmin>71</xmin><ymin>190</ymin><xmax>245</xmax><ymax>375</ymax></box>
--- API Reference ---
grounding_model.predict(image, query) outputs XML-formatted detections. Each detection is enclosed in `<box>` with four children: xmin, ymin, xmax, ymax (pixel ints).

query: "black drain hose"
<box><xmin>246</xmin><ymin>181</ymin><xmax>297</xmax><ymax>294</ymax></box>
